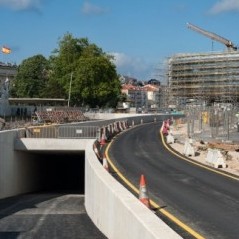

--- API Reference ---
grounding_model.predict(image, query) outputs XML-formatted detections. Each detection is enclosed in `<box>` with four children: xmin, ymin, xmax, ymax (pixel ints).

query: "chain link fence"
<box><xmin>185</xmin><ymin>105</ymin><xmax>239</xmax><ymax>142</ymax></box>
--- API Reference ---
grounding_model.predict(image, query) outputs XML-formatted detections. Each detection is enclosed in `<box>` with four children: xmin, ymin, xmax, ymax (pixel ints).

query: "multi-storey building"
<box><xmin>167</xmin><ymin>51</ymin><xmax>239</xmax><ymax>106</ymax></box>
<box><xmin>121</xmin><ymin>83</ymin><xmax>160</xmax><ymax>112</ymax></box>
<box><xmin>142</xmin><ymin>84</ymin><xmax>160</xmax><ymax>110</ymax></box>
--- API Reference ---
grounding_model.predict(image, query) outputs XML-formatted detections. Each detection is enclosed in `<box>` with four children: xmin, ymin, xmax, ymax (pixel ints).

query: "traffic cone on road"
<box><xmin>100</xmin><ymin>128</ymin><xmax>107</xmax><ymax>147</ymax></box>
<box><xmin>139</xmin><ymin>174</ymin><xmax>150</xmax><ymax>208</ymax></box>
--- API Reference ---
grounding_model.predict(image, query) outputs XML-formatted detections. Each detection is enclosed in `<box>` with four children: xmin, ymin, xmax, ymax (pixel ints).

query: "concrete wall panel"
<box><xmin>85</xmin><ymin>141</ymin><xmax>182</xmax><ymax>239</ymax></box>
<box><xmin>0</xmin><ymin>130</ymin><xmax>42</xmax><ymax>198</ymax></box>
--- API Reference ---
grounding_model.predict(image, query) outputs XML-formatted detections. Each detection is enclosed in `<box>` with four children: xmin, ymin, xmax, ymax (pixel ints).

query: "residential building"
<box><xmin>121</xmin><ymin>83</ymin><xmax>161</xmax><ymax>112</ymax></box>
<box><xmin>142</xmin><ymin>84</ymin><xmax>160</xmax><ymax>110</ymax></box>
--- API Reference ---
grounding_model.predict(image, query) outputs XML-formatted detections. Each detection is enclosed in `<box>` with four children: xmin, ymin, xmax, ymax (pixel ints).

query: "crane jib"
<box><xmin>187</xmin><ymin>22</ymin><xmax>237</xmax><ymax>51</ymax></box>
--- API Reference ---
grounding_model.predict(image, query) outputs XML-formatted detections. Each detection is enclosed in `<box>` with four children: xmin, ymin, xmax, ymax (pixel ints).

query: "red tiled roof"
<box><xmin>121</xmin><ymin>83</ymin><xmax>160</xmax><ymax>92</ymax></box>
<box><xmin>121</xmin><ymin>84</ymin><xmax>137</xmax><ymax>90</ymax></box>
<box><xmin>142</xmin><ymin>84</ymin><xmax>160</xmax><ymax>91</ymax></box>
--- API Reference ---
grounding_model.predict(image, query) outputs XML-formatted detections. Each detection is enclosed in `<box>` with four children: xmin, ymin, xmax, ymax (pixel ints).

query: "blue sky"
<box><xmin>0</xmin><ymin>0</ymin><xmax>239</xmax><ymax>81</ymax></box>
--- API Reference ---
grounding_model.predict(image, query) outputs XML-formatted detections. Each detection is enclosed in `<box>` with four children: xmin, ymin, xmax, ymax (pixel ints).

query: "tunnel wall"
<box><xmin>0</xmin><ymin>113</ymin><xmax>182</xmax><ymax>199</ymax></box>
<box><xmin>0</xmin><ymin>131</ymin><xmax>88</xmax><ymax>198</ymax></box>
<box><xmin>0</xmin><ymin>114</ymin><xmax>152</xmax><ymax>199</ymax></box>
<box><xmin>0</xmin><ymin>130</ymin><xmax>44</xmax><ymax>199</ymax></box>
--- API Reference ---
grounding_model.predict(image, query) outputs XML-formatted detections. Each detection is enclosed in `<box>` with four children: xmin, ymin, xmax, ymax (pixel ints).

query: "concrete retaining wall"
<box><xmin>85</xmin><ymin>141</ymin><xmax>182</xmax><ymax>239</ymax></box>
<box><xmin>83</xmin><ymin>113</ymin><xmax>169</xmax><ymax>126</ymax></box>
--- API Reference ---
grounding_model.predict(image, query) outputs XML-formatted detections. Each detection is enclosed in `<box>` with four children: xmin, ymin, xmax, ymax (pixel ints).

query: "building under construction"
<box><xmin>167</xmin><ymin>23</ymin><xmax>239</xmax><ymax>107</ymax></box>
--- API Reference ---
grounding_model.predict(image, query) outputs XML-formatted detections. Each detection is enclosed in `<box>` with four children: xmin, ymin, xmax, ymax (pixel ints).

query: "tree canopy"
<box><xmin>12</xmin><ymin>33</ymin><xmax>122</xmax><ymax>108</ymax></box>
<box><xmin>11</xmin><ymin>54</ymin><xmax>49</xmax><ymax>98</ymax></box>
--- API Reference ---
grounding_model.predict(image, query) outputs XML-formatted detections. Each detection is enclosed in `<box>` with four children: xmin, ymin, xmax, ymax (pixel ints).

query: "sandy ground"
<box><xmin>167</xmin><ymin>122</ymin><xmax>239</xmax><ymax>177</ymax></box>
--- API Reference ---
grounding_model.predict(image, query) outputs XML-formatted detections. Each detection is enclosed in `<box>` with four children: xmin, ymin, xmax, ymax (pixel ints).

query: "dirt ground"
<box><xmin>168</xmin><ymin>122</ymin><xmax>239</xmax><ymax>177</ymax></box>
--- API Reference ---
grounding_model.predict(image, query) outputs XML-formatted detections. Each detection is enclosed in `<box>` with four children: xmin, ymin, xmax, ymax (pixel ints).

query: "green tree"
<box><xmin>119</xmin><ymin>93</ymin><xmax>127</xmax><ymax>102</ymax></box>
<box><xmin>47</xmin><ymin>33</ymin><xmax>80</xmax><ymax>99</ymax></box>
<box><xmin>72</xmin><ymin>55</ymin><xmax>121</xmax><ymax>107</ymax></box>
<box><xmin>49</xmin><ymin>32</ymin><xmax>121</xmax><ymax>107</ymax></box>
<box><xmin>12</xmin><ymin>55</ymin><xmax>49</xmax><ymax>98</ymax></box>
<box><xmin>11</xmin><ymin>32</ymin><xmax>121</xmax><ymax>108</ymax></box>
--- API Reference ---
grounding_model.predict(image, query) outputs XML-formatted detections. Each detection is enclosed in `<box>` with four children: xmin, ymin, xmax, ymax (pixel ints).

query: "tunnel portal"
<box><xmin>21</xmin><ymin>151</ymin><xmax>85</xmax><ymax>194</ymax></box>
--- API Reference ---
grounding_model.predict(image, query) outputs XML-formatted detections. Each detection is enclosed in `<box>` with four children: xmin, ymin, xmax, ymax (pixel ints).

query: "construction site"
<box><xmin>165</xmin><ymin>23</ymin><xmax>239</xmax><ymax>142</ymax></box>
<box><xmin>167</xmin><ymin>23</ymin><xmax>239</xmax><ymax>107</ymax></box>
<box><xmin>168</xmin><ymin>51</ymin><xmax>239</xmax><ymax>106</ymax></box>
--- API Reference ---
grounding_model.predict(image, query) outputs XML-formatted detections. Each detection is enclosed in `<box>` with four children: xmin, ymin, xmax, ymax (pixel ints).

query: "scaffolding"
<box><xmin>167</xmin><ymin>51</ymin><xmax>239</xmax><ymax>106</ymax></box>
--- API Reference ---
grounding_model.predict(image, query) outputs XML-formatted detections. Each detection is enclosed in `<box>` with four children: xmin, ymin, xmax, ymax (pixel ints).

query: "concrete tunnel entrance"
<box><xmin>20</xmin><ymin>151</ymin><xmax>85</xmax><ymax>194</ymax></box>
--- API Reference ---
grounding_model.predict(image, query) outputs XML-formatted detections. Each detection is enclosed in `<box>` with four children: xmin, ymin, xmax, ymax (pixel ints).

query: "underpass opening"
<box><xmin>21</xmin><ymin>151</ymin><xmax>85</xmax><ymax>194</ymax></box>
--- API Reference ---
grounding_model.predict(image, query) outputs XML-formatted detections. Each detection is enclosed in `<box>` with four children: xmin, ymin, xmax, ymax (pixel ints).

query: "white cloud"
<box><xmin>209</xmin><ymin>0</ymin><xmax>239</xmax><ymax>14</ymax></box>
<box><xmin>0</xmin><ymin>0</ymin><xmax>42</xmax><ymax>11</ymax></box>
<box><xmin>110</xmin><ymin>52</ymin><xmax>155</xmax><ymax>80</ymax></box>
<box><xmin>81</xmin><ymin>1</ymin><xmax>107</xmax><ymax>15</ymax></box>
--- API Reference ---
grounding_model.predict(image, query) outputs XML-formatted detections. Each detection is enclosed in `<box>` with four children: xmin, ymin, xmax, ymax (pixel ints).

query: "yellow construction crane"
<box><xmin>187</xmin><ymin>22</ymin><xmax>237</xmax><ymax>51</ymax></box>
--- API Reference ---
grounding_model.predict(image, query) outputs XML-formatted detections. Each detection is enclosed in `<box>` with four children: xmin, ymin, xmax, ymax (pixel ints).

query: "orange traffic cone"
<box><xmin>103</xmin><ymin>154</ymin><xmax>109</xmax><ymax>172</ymax></box>
<box><xmin>139</xmin><ymin>174</ymin><xmax>150</xmax><ymax>208</ymax></box>
<box><xmin>100</xmin><ymin>128</ymin><xmax>107</xmax><ymax>147</ymax></box>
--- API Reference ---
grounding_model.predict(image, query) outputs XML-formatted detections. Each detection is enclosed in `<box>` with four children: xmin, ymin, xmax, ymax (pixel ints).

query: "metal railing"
<box><xmin>58</xmin><ymin>125</ymin><xmax>99</xmax><ymax>139</ymax></box>
<box><xmin>18</xmin><ymin>125</ymin><xmax>99</xmax><ymax>139</ymax></box>
<box><xmin>16</xmin><ymin>114</ymin><xmax>183</xmax><ymax>139</ymax></box>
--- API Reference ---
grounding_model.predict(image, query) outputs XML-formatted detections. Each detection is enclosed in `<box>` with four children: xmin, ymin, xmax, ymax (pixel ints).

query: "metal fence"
<box><xmin>185</xmin><ymin>106</ymin><xmax>239</xmax><ymax>142</ymax></box>
<box><xmin>58</xmin><ymin>125</ymin><xmax>99</xmax><ymax>139</ymax></box>
<box><xmin>19</xmin><ymin>125</ymin><xmax>100</xmax><ymax>139</ymax></box>
<box><xmin>16</xmin><ymin>114</ymin><xmax>183</xmax><ymax>139</ymax></box>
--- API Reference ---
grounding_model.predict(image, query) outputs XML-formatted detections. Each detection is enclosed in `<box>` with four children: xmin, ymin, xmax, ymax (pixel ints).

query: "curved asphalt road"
<box><xmin>108</xmin><ymin>122</ymin><xmax>239</xmax><ymax>239</ymax></box>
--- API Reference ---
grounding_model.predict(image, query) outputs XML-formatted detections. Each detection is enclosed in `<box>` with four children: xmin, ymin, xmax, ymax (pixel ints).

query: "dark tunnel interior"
<box><xmin>26</xmin><ymin>151</ymin><xmax>85</xmax><ymax>194</ymax></box>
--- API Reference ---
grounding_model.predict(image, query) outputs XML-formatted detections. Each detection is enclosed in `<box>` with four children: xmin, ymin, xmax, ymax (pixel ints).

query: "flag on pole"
<box><xmin>2</xmin><ymin>46</ymin><xmax>11</xmax><ymax>54</ymax></box>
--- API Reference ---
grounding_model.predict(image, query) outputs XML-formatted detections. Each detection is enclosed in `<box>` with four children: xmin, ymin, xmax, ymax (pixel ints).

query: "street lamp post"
<box><xmin>68</xmin><ymin>72</ymin><xmax>73</xmax><ymax>107</ymax></box>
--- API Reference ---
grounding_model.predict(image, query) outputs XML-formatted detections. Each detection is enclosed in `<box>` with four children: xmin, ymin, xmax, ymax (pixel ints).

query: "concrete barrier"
<box><xmin>183</xmin><ymin>138</ymin><xmax>195</xmax><ymax>157</ymax></box>
<box><xmin>85</xmin><ymin>141</ymin><xmax>182</xmax><ymax>239</ymax></box>
<box><xmin>166</xmin><ymin>130</ymin><xmax>175</xmax><ymax>144</ymax></box>
<box><xmin>206</xmin><ymin>149</ymin><xmax>227</xmax><ymax>168</ymax></box>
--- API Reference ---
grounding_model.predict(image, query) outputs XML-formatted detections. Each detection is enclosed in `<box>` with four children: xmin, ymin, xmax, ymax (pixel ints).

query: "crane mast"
<box><xmin>187</xmin><ymin>22</ymin><xmax>237</xmax><ymax>51</ymax></box>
